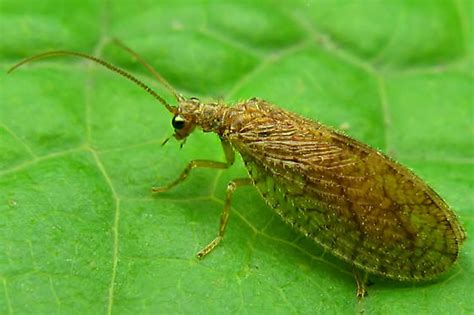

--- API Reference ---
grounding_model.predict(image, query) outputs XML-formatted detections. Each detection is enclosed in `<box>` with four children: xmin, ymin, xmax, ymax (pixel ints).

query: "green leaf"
<box><xmin>1</xmin><ymin>0</ymin><xmax>473</xmax><ymax>314</ymax></box>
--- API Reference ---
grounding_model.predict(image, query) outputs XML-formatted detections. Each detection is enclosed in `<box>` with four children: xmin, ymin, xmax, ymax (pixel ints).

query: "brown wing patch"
<box><xmin>228</xmin><ymin>102</ymin><xmax>464</xmax><ymax>280</ymax></box>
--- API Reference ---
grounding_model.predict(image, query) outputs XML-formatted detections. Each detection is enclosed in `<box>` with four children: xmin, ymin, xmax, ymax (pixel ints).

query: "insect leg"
<box><xmin>152</xmin><ymin>139</ymin><xmax>235</xmax><ymax>192</ymax></box>
<box><xmin>196</xmin><ymin>178</ymin><xmax>253</xmax><ymax>259</ymax></box>
<box><xmin>353</xmin><ymin>267</ymin><xmax>369</xmax><ymax>299</ymax></box>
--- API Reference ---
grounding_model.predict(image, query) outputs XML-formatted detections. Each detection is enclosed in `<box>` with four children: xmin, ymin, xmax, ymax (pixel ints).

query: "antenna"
<box><xmin>112</xmin><ymin>38</ymin><xmax>185</xmax><ymax>103</ymax></box>
<box><xmin>7</xmin><ymin>50</ymin><xmax>177</xmax><ymax>114</ymax></box>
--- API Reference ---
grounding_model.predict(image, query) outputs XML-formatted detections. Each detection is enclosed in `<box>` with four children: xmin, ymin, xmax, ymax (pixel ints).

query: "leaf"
<box><xmin>1</xmin><ymin>0</ymin><xmax>473</xmax><ymax>314</ymax></box>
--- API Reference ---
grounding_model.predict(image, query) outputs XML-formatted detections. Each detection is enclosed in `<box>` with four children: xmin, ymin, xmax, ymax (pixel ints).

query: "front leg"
<box><xmin>152</xmin><ymin>139</ymin><xmax>235</xmax><ymax>192</ymax></box>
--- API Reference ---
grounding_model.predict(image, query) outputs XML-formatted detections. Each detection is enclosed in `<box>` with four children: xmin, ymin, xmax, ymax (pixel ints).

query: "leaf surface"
<box><xmin>1</xmin><ymin>1</ymin><xmax>473</xmax><ymax>314</ymax></box>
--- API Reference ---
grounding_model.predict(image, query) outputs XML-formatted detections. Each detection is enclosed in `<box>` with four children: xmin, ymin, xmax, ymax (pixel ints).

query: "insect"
<box><xmin>8</xmin><ymin>42</ymin><xmax>466</xmax><ymax>298</ymax></box>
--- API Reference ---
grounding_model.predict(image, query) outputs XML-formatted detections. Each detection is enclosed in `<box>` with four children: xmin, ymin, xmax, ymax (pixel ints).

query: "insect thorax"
<box><xmin>178</xmin><ymin>98</ymin><xmax>270</xmax><ymax>137</ymax></box>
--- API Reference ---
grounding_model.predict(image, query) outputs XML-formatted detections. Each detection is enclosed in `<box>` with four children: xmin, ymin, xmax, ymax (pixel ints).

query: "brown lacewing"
<box><xmin>8</xmin><ymin>42</ymin><xmax>465</xmax><ymax>298</ymax></box>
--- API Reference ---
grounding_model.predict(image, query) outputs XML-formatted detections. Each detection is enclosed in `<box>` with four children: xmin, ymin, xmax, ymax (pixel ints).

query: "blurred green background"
<box><xmin>0</xmin><ymin>0</ymin><xmax>473</xmax><ymax>314</ymax></box>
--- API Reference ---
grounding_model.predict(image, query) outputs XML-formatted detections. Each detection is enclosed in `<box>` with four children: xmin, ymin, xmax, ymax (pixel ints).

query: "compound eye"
<box><xmin>172</xmin><ymin>115</ymin><xmax>186</xmax><ymax>130</ymax></box>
